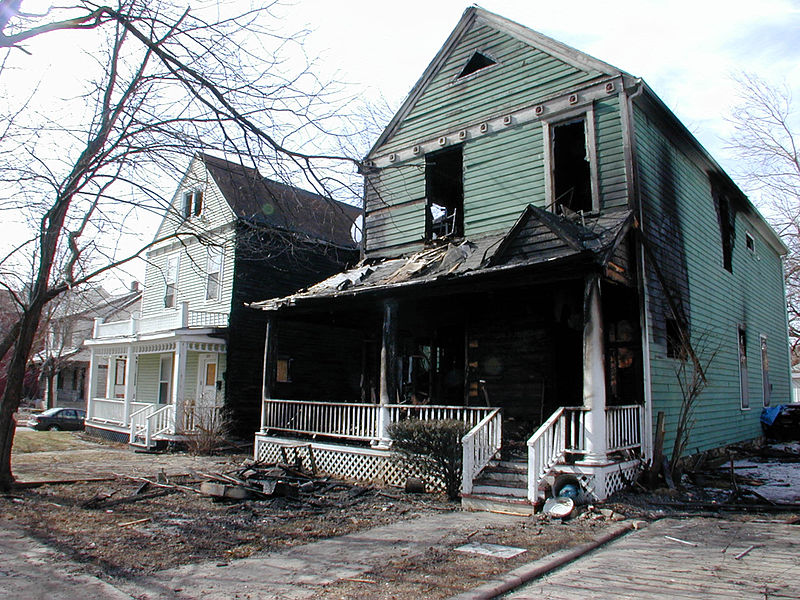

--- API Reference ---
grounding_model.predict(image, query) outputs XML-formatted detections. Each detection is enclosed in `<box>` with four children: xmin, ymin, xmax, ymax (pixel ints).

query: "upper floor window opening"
<box><xmin>205</xmin><ymin>247</ymin><xmax>223</xmax><ymax>301</ymax></box>
<box><xmin>551</xmin><ymin>117</ymin><xmax>594</xmax><ymax>214</ymax></box>
<box><xmin>164</xmin><ymin>254</ymin><xmax>179</xmax><ymax>308</ymax></box>
<box><xmin>425</xmin><ymin>145</ymin><xmax>464</xmax><ymax>242</ymax></box>
<box><xmin>182</xmin><ymin>189</ymin><xmax>204</xmax><ymax>219</ymax></box>
<box><xmin>457</xmin><ymin>51</ymin><xmax>497</xmax><ymax>79</ymax></box>
<box><xmin>711</xmin><ymin>180</ymin><xmax>736</xmax><ymax>273</ymax></box>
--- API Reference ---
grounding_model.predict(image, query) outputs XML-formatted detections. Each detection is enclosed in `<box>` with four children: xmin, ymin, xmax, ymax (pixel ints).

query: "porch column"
<box><xmin>86</xmin><ymin>348</ymin><xmax>98</xmax><ymax>420</ymax></box>
<box><xmin>261</xmin><ymin>316</ymin><xmax>276</xmax><ymax>432</ymax></box>
<box><xmin>376</xmin><ymin>299</ymin><xmax>398</xmax><ymax>448</ymax></box>
<box><xmin>122</xmin><ymin>346</ymin><xmax>135</xmax><ymax>425</ymax></box>
<box><xmin>105</xmin><ymin>356</ymin><xmax>114</xmax><ymax>398</ymax></box>
<box><xmin>171</xmin><ymin>341</ymin><xmax>187</xmax><ymax>434</ymax></box>
<box><xmin>581</xmin><ymin>274</ymin><xmax>609</xmax><ymax>465</ymax></box>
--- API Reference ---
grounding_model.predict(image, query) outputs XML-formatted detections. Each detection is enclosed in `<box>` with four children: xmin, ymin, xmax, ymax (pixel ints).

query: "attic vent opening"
<box><xmin>458</xmin><ymin>51</ymin><xmax>496</xmax><ymax>78</ymax></box>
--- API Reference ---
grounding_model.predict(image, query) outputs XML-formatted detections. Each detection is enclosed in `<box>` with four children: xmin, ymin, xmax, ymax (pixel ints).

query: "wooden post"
<box><xmin>376</xmin><ymin>300</ymin><xmax>398</xmax><ymax>448</ymax></box>
<box><xmin>86</xmin><ymin>348</ymin><xmax>97</xmax><ymax>421</ymax></box>
<box><xmin>261</xmin><ymin>316</ymin><xmax>277</xmax><ymax>432</ymax></box>
<box><xmin>581</xmin><ymin>274</ymin><xmax>609</xmax><ymax>465</ymax></box>
<box><xmin>122</xmin><ymin>346</ymin><xmax>135</xmax><ymax>425</ymax></box>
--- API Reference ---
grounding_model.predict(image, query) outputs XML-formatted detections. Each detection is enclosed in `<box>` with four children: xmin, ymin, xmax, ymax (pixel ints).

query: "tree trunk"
<box><xmin>46</xmin><ymin>370</ymin><xmax>55</xmax><ymax>409</ymax></box>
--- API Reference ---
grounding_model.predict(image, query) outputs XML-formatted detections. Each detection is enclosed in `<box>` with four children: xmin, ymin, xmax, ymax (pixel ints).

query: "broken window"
<box><xmin>746</xmin><ymin>232</ymin><xmax>754</xmax><ymax>253</ymax></box>
<box><xmin>457</xmin><ymin>51</ymin><xmax>496</xmax><ymax>78</ymax></box>
<box><xmin>712</xmin><ymin>182</ymin><xmax>736</xmax><ymax>272</ymax></box>
<box><xmin>738</xmin><ymin>325</ymin><xmax>749</xmax><ymax>409</ymax></box>
<box><xmin>276</xmin><ymin>357</ymin><xmax>292</xmax><ymax>383</ymax></box>
<box><xmin>552</xmin><ymin>119</ymin><xmax>593</xmax><ymax>214</ymax></box>
<box><xmin>665</xmin><ymin>318</ymin><xmax>687</xmax><ymax>360</ymax></box>
<box><xmin>425</xmin><ymin>146</ymin><xmax>464</xmax><ymax>241</ymax></box>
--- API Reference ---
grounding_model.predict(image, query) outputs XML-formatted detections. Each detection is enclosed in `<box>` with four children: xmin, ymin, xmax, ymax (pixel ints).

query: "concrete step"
<box><xmin>488</xmin><ymin>459</ymin><xmax>528</xmax><ymax>473</ymax></box>
<box><xmin>472</xmin><ymin>483</ymin><xmax>528</xmax><ymax>498</ymax></box>
<box><xmin>461</xmin><ymin>493</ymin><xmax>536</xmax><ymax>516</ymax></box>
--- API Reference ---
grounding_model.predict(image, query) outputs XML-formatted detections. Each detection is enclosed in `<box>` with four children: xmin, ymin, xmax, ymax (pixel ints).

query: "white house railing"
<box><xmin>261</xmin><ymin>399</ymin><xmax>498</xmax><ymax>444</ymax></box>
<box><xmin>461</xmin><ymin>408</ymin><xmax>502</xmax><ymax>495</ymax></box>
<box><xmin>130</xmin><ymin>404</ymin><xmax>174</xmax><ymax>447</ymax></box>
<box><xmin>88</xmin><ymin>399</ymin><xmax>149</xmax><ymax>425</ymax></box>
<box><xmin>606</xmin><ymin>404</ymin><xmax>644</xmax><ymax>452</ymax></box>
<box><xmin>93</xmin><ymin>302</ymin><xmax>228</xmax><ymax>339</ymax></box>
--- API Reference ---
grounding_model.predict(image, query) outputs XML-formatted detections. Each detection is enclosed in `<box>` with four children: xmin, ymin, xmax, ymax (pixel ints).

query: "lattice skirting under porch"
<box><xmin>254</xmin><ymin>434</ymin><xmax>444</xmax><ymax>492</ymax></box>
<box><xmin>556</xmin><ymin>458</ymin><xmax>642</xmax><ymax>500</ymax></box>
<box><xmin>85</xmin><ymin>423</ymin><xmax>130</xmax><ymax>444</ymax></box>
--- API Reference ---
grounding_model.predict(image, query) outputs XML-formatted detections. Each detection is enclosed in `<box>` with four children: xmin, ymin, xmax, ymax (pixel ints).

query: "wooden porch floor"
<box><xmin>504</xmin><ymin>517</ymin><xmax>800</xmax><ymax>599</ymax></box>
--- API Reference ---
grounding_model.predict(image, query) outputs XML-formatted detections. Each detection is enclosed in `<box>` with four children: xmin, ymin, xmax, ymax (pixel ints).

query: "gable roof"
<box><xmin>199</xmin><ymin>153</ymin><xmax>360</xmax><ymax>248</ymax></box>
<box><xmin>368</xmin><ymin>6</ymin><xmax>628</xmax><ymax>157</ymax></box>
<box><xmin>251</xmin><ymin>206</ymin><xmax>631</xmax><ymax>312</ymax></box>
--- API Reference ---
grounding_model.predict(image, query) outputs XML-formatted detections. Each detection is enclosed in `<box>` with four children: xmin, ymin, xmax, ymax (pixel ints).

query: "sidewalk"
<box><xmin>123</xmin><ymin>510</ymin><xmax>525</xmax><ymax>599</ymax></box>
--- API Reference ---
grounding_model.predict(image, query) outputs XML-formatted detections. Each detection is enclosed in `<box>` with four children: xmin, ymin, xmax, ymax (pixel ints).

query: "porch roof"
<box><xmin>251</xmin><ymin>207</ymin><xmax>632</xmax><ymax>311</ymax></box>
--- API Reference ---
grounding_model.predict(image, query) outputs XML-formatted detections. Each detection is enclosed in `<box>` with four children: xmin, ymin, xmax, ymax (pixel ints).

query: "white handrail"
<box><xmin>261</xmin><ymin>399</ymin><xmax>497</xmax><ymax>444</ymax></box>
<box><xmin>606</xmin><ymin>405</ymin><xmax>643</xmax><ymax>452</ymax></box>
<box><xmin>461</xmin><ymin>408</ymin><xmax>502</xmax><ymax>495</ymax></box>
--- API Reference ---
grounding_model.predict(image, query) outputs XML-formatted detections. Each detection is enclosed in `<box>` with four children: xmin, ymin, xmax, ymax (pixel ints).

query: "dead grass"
<box><xmin>12</xmin><ymin>430</ymin><xmax>94</xmax><ymax>454</ymax></box>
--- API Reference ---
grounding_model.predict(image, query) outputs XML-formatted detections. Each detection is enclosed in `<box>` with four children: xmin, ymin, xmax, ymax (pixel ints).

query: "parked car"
<box><xmin>28</xmin><ymin>408</ymin><xmax>86</xmax><ymax>431</ymax></box>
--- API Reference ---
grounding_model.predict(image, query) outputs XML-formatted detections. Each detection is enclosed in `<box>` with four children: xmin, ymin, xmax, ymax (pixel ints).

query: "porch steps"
<box><xmin>462</xmin><ymin>458</ymin><xmax>535</xmax><ymax>515</ymax></box>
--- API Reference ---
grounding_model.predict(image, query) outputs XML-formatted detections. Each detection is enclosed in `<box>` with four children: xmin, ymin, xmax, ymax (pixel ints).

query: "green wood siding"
<box><xmin>141</xmin><ymin>230</ymin><xmax>235</xmax><ymax>318</ymax></box>
<box><xmin>595</xmin><ymin>97</ymin><xmax>628</xmax><ymax>209</ymax></box>
<box><xmin>135</xmin><ymin>354</ymin><xmax>161</xmax><ymax>403</ymax></box>
<box><xmin>380</xmin><ymin>22</ymin><xmax>602</xmax><ymax>155</ymax></box>
<box><xmin>634</xmin><ymin>105</ymin><xmax>790</xmax><ymax>456</ymax></box>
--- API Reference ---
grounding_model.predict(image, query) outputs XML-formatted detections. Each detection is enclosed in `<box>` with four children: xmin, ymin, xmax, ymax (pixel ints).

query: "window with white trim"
<box><xmin>738</xmin><ymin>325</ymin><xmax>749</xmax><ymax>410</ymax></box>
<box><xmin>182</xmin><ymin>189</ymin><xmax>203</xmax><ymax>219</ymax></box>
<box><xmin>164</xmin><ymin>254</ymin><xmax>179</xmax><ymax>308</ymax></box>
<box><xmin>544</xmin><ymin>109</ymin><xmax>598</xmax><ymax>215</ymax></box>
<box><xmin>205</xmin><ymin>247</ymin><xmax>223</xmax><ymax>301</ymax></box>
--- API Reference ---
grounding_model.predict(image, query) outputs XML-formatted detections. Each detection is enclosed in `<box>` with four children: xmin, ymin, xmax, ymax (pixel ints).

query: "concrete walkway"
<box><xmin>0</xmin><ymin>525</ymin><xmax>133</xmax><ymax>600</ymax></box>
<box><xmin>123</xmin><ymin>511</ymin><xmax>524</xmax><ymax>599</ymax></box>
<box><xmin>502</xmin><ymin>518</ymin><xmax>800</xmax><ymax>599</ymax></box>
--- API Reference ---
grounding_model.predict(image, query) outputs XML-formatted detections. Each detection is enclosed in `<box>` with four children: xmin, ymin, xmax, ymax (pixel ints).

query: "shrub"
<box><xmin>388</xmin><ymin>419</ymin><xmax>467</xmax><ymax>500</ymax></box>
<box><xmin>184</xmin><ymin>407</ymin><xmax>231</xmax><ymax>455</ymax></box>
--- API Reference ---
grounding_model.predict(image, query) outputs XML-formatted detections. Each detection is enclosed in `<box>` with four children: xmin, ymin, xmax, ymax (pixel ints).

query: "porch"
<box><xmin>83</xmin><ymin>302</ymin><xmax>228</xmax><ymax>446</ymax></box>
<box><xmin>255</xmin><ymin>398</ymin><xmax>644</xmax><ymax>503</ymax></box>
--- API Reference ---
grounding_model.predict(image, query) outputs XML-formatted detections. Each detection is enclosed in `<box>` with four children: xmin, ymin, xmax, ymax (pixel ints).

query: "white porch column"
<box><xmin>171</xmin><ymin>341</ymin><xmax>187</xmax><ymax>434</ymax></box>
<box><xmin>105</xmin><ymin>356</ymin><xmax>115</xmax><ymax>398</ymax></box>
<box><xmin>375</xmin><ymin>299</ymin><xmax>398</xmax><ymax>448</ymax></box>
<box><xmin>86</xmin><ymin>348</ymin><xmax>98</xmax><ymax>420</ymax></box>
<box><xmin>122</xmin><ymin>346</ymin><xmax>136</xmax><ymax>424</ymax></box>
<box><xmin>581</xmin><ymin>274</ymin><xmax>609</xmax><ymax>465</ymax></box>
<box><xmin>261</xmin><ymin>316</ymin><xmax>276</xmax><ymax>432</ymax></box>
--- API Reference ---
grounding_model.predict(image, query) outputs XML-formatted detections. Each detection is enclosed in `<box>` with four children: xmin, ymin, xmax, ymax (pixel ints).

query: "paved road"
<box><xmin>503</xmin><ymin>517</ymin><xmax>800</xmax><ymax>599</ymax></box>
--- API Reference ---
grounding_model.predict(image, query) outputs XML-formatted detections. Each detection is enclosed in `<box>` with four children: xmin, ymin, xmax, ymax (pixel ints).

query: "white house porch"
<box><xmin>254</xmin><ymin>399</ymin><xmax>643</xmax><ymax>504</ymax></box>
<box><xmin>84</xmin><ymin>302</ymin><xmax>227</xmax><ymax>447</ymax></box>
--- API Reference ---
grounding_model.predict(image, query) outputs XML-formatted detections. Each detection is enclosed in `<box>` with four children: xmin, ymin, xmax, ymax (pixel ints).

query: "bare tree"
<box><xmin>727</xmin><ymin>73</ymin><xmax>800</xmax><ymax>357</ymax></box>
<box><xmin>0</xmin><ymin>0</ymin><xmax>364</xmax><ymax>490</ymax></box>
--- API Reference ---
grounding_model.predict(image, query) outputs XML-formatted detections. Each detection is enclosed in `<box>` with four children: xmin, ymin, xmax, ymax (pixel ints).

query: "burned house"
<box><xmin>250</xmin><ymin>8</ymin><xmax>790</xmax><ymax>507</ymax></box>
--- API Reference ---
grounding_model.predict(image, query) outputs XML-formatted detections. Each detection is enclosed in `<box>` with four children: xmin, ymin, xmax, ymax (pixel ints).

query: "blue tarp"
<box><xmin>761</xmin><ymin>405</ymin><xmax>785</xmax><ymax>427</ymax></box>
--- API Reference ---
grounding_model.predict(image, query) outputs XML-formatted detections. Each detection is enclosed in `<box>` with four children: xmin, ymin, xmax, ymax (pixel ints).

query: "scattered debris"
<box><xmin>455</xmin><ymin>542</ymin><xmax>527</xmax><ymax>559</ymax></box>
<box><xmin>118</xmin><ymin>517</ymin><xmax>151</xmax><ymax>528</ymax></box>
<box><xmin>734</xmin><ymin>544</ymin><xmax>758</xmax><ymax>560</ymax></box>
<box><xmin>543</xmin><ymin>497</ymin><xmax>574</xmax><ymax>519</ymax></box>
<box><xmin>664</xmin><ymin>535</ymin><xmax>698</xmax><ymax>547</ymax></box>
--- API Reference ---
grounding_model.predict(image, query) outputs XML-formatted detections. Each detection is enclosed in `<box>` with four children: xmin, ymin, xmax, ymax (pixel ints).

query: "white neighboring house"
<box><xmin>83</xmin><ymin>153</ymin><xmax>359</xmax><ymax>447</ymax></box>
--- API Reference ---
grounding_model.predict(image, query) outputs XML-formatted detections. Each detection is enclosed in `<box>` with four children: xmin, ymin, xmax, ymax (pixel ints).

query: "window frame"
<box><xmin>542</xmin><ymin>106</ymin><xmax>600</xmax><ymax>214</ymax></box>
<box><xmin>760</xmin><ymin>334</ymin><xmax>770</xmax><ymax>407</ymax></box>
<box><xmin>738</xmin><ymin>325</ymin><xmax>750</xmax><ymax>410</ymax></box>
<box><xmin>424</xmin><ymin>144</ymin><xmax>464</xmax><ymax>243</ymax></box>
<box><xmin>164</xmin><ymin>253</ymin><xmax>180</xmax><ymax>308</ymax></box>
<box><xmin>182</xmin><ymin>189</ymin><xmax>204</xmax><ymax>219</ymax></box>
<box><xmin>205</xmin><ymin>247</ymin><xmax>224</xmax><ymax>302</ymax></box>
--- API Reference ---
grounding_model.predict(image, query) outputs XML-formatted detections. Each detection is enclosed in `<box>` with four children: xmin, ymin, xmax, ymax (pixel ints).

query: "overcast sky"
<box><xmin>5</xmin><ymin>0</ymin><xmax>800</xmax><ymax>290</ymax></box>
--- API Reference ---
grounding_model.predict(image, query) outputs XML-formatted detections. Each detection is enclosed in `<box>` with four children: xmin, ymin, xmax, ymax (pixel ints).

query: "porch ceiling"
<box><xmin>251</xmin><ymin>207</ymin><xmax>632</xmax><ymax>312</ymax></box>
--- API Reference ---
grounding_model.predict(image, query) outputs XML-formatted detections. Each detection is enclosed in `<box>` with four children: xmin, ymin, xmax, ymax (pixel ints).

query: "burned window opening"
<box><xmin>425</xmin><ymin>146</ymin><xmax>464</xmax><ymax>242</ymax></box>
<box><xmin>746</xmin><ymin>232</ymin><xmax>754</xmax><ymax>253</ymax></box>
<box><xmin>552</xmin><ymin>119</ymin><xmax>593</xmax><ymax>214</ymax></box>
<box><xmin>665</xmin><ymin>317</ymin><xmax>687</xmax><ymax>360</ymax></box>
<box><xmin>458</xmin><ymin>51</ymin><xmax>496</xmax><ymax>78</ymax></box>
<box><xmin>712</xmin><ymin>183</ymin><xmax>736</xmax><ymax>272</ymax></box>
<box><xmin>738</xmin><ymin>325</ymin><xmax>749</xmax><ymax>410</ymax></box>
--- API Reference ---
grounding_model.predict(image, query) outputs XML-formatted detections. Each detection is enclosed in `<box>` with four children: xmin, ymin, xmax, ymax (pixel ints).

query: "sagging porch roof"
<box><xmin>250</xmin><ymin>207</ymin><xmax>632</xmax><ymax>312</ymax></box>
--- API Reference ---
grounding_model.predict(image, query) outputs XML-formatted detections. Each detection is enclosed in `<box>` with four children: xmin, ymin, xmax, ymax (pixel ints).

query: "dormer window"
<box><xmin>425</xmin><ymin>146</ymin><xmax>463</xmax><ymax>242</ymax></box>
<box><xmin>183</xmin><ymin>189</ymin><xmax>203</xmax><ymax>219</ymax></box>
<box><xmin>457</xmin><ymin>51</ymin><xmax>496</xmax><ymax>79</ymax></box>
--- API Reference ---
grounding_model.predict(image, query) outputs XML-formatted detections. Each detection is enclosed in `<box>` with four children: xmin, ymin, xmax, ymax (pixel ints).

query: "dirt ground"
<box><xmin>3</xmin><ymin>430</ymin><xmax>797</xmax><ymax>599</ymax></box>
<box><xmin>1</xmin><ymin>430</ymin><xmax>615</xmax><ymax>598</ymax></box>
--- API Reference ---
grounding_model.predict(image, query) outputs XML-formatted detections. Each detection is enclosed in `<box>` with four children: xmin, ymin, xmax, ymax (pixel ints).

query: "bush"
<box><xmin>184</xmin><ymin>407</ymin><xmax>231</xmax><ymax>455</ymax></box>
<box><xmin>388</xmin><ymin>419</ymin><xmax>467</xmax><ymax>500</ymax></box>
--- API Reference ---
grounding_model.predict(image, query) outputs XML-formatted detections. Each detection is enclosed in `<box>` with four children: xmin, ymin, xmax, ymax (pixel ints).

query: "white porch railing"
<box><xmin>183</xmin><ymin>405</ymin><xmax>224</xmax><ymax>432</ymax></box>
<box><xmin>461</xmin><ymin>408</ymin><xmax>502</xmax><ymax>495</ymax></box>
<box><xmin>261</xmin><ymin>399</ymin><xmax>498</xmax><ymax>444</ymax></box>
<box><xmin>130</xmin><ymin>404</ymin><xmax>175</xmax><ymax>447</ymax></box>
<box><xmin>606</xmin><ymin>405</ymin><xmax>644</xmax><ymax>452</ymax></box>
<box><xmin>527</xmin><ymin>405</ymin><xmax>643</xmax><ymax>501</ymax></box>
<box><xmin>94</xmin><ymin>303</ymin><xmax>228</xmax><ymax>339</ymax></box>
<box><xmin>89</xmin><ymin>398</ymin><xmax>150</xmax><ymax>425</ymax></box>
